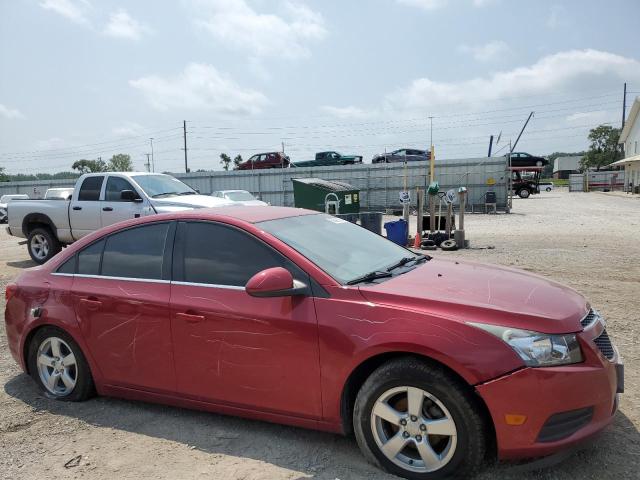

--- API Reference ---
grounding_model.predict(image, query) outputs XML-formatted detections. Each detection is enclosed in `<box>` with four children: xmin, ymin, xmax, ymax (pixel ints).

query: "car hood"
<box><xmin>151</xmin><ymin>194</ymin><xmax>234</xmax><ymax>210</ymax></box>
<box><xmin>358</xmin><ymin>257</ymin><xmax>588</xmax><ymax>334</ymax></box>
<box><xmin>232</xmin><ymin>200</ymin><xmax>268</xmax><ymax>206</ymax></box>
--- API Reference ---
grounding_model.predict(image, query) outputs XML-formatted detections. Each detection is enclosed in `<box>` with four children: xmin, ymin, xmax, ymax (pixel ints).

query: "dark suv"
<box><xmin>237</xmin><ymin>152</ymin><xmax>290</xmax><ymax>170</ymax></box>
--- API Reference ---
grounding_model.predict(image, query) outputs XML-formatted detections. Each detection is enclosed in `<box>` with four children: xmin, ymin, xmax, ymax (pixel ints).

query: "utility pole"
<box><xmin>144</xmin><ymin>154</ymin><xmax>151</xmax><ymax>172</ymax></box>
<box><xmin>149</xmin><ymin>138</ymin><xmax>155</xmax><ymax>172</ymax></box>
<box><xmin>183</xmin><ymin>120</ymin><xmax>189</xmax><ymax>173</ymax></box>
<box><xmin>622</xmin><ymin>82</ymin><xmax>627</xmax><ymax>129</ymax></box>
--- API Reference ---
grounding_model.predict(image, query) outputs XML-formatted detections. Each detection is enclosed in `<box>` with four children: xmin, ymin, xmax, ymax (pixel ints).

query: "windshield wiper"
<box><xmin>152</xmin><ymin>191</ymin><xmax>180</xmax><ymax>198</ymax></box>
<box><xmin>177</xmin><ymin>191</ymin><xmax>197</xmax><ymax>195</ymax></box>
<box><xmin>386</xmin><ymin>254</ymin><xmax>430</xmax><ymax>272</ymax></box>
<box><xmin>346</xmin><ymin>270</ymin><xmax>393</xmax><ymax>285</ymax></box>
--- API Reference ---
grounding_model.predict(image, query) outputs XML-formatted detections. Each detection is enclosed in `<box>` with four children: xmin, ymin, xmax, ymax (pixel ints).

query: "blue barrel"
<box><xmin>384</xmin><ymin>219</ymin><xmax>408</xmax><ymax>246</ymax></box>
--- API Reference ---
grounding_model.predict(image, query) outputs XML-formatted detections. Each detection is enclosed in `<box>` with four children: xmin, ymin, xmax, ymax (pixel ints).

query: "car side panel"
<box><xmin>314</xmin><ymin>285</ymin><xmax>524</xmax><ymax>425</ymax></box>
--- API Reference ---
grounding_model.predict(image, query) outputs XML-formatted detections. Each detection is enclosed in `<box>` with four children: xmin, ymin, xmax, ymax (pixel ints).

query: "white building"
<box><xmin>612</xmin><ymin>96</ymin><xmax>640</xmax><ymax>192</ymax></box>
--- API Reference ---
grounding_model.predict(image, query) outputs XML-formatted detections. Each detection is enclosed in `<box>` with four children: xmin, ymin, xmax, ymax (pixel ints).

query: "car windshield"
<box><xmin>226</xmin><ymin>191</ymin><xmax>256</xmax><ymax>201</ymax></box>
<box><xmin>258</xmin><ymin>213</ymin><xmax>420</xmax><ymax>284</ymax></box>
<box><xmin>131</xmin><ymin>174</ymin><xmax>195</xmax><ymax>198</ymax></box>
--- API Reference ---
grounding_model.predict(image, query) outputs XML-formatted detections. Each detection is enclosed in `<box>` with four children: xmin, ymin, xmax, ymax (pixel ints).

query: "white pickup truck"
<box><xmin>6</xmin><ymin>172</ymin><xmax>232</xmax><ymax>263</ymax></box>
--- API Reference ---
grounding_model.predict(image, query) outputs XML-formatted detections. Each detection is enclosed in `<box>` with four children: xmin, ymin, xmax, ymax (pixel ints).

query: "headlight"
<box><xmin>469</xmin><ymin>322</ymin><xmax>583</xmax><ymax>367</ymax></box>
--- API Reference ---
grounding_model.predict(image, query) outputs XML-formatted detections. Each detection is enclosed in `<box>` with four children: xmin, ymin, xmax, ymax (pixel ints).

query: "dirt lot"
<box><xmin>1</xmin><ymin>190</ymin><xmax>638</xmax><ymax>480</ymax></box>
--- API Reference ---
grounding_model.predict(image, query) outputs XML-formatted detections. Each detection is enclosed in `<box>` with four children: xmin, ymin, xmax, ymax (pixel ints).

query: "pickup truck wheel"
<box><xmin>517</xmin><ymin>188</ymin><xmax>531</xmax><ymax>199</ymax></box>
<box><xmin>28</xmin><ymin>227</ymin><xmax>61</xmax><ymax>264</ymax></box>
<box><xmin>353</xmin><ymin>358</ymin><xmax>487</xmax><ymax>479</ymax></box>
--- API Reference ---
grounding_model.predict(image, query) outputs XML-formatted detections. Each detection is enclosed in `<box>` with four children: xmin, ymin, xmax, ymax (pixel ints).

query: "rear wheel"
<box><xmin>517</xmin><ymin>188</ymin><xmax>531</xmax><ymax>199</ymax></box>
<box><xmin>353</xmin><ymin>358</ymin><xmax>487</xmax><ymax>479</ymax></box>
<box><xmin>27</xmin><ymin>326</ymin><xmax>94</xmax><ymax>401</ymax></box>
<box><xmin>27</xmin><ymin>227</ymin><xmax>61</xmax><ymax>264</ymax></box>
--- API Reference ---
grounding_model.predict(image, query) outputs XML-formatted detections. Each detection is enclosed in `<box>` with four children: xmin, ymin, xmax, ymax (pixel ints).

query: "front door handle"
<box><xmin>176</xmin><ymin>312</ymin><xmax>205</xmax><ymax>323</ymax></box>
<box><xmin>72</xmin><ymin>206</ymin><xmax>82</xmax><ymax>211</ymax></box>
<box><xmin>102</xmin><ymin>207</ymin><xmax>113</xmax><ymax>211</ymax></box>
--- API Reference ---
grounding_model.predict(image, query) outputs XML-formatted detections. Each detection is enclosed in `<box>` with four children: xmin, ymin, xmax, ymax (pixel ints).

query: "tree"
<box><xmin>0</xmin><ymin>166</ymin><xmax>8</xmax><ymax>182</ymax></box>
<box><xmin>233</xmin><ymin>155</ymin><xmax>243</xmax><ymax>170</ymax></box>
<box><xmin>220</xmin><ymin>153</ymin><xmax>232</xmax><ymax>171</ymax></box>
<box><xmin>72</xmin><ymin>159</ymin><xmax>107</xmax><ymax>174</ymax></box>
<box><xmin>581</xmin><ymin>125</ymin><xmax>622</xmax><ymax>171</ymax></box>
<box><xmin>108</xmin><ymin>153</ymin><xmax>133</xmax><ymax>172</ymax></box>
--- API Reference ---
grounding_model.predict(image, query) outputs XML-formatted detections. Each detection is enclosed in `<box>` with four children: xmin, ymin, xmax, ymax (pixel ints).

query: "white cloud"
<box><xmin>112</xmin><ymin>121</ymin><xmax>146</xmax><ymax>137</ymax></box>
<box><xmin>0</xmin><ymin>103</ymin><xmax>25</xmax><ymax>119</ymax></box>
<box><xmin>472</xmin><ymin>0</ymin><xmax>498</xmax><ymax>6</ymax></box>
<box><xmin>320</xmin><ymin>105</ymin><xmax>375</xmax><ymax>119</ymax></box>
<box><xmin>191</xmin><ymin>0</ymin><xmax>326</xmax><ymax>59</ymax></box>
<box><xmin>103</xmin><ymin>9</ymin><xmax>151</xmax><ymax>40</ymax></box>
<box><xmin>566</xmin><ymin>110</ymin><xmax>612</xmax><ymax>125</ymax></box>
<box><xmin>385</xmin><ymin>50</ymin><xmax>640</xmax><ymax>112</ymax></box>
<box><xmin>396</xmin><ymin>0</ymin><xmax>448</xmax><ymax>10</ymax></box>
<box><xmin>458</xmin><ymin>40</ymin><xmax>511</xmax><ymax>62</ymax></box>
<box><xmin>35</xmin><ymin>137</ymin><xmax>68</xmax><ymax>150</ymax></box>
<box><xmin>130</xmin><ymin>63</ymin><xmax>269</xmax><ymax>115</ymax></box>
<box><xmin>39</xmin><ymin>0</ymin><xmax>91</xmax><ymax>26</ymax></box>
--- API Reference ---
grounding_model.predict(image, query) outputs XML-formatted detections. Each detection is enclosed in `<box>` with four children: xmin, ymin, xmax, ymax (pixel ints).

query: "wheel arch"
<box><xmin>22</xmin><ymin>213</ymin><xmax>57</xmax><ymax>238</ymax></box>
<box><xmin>339</xmin><ymin>351</ymin><xmax>496</xmax><ymax>457</ymax></box>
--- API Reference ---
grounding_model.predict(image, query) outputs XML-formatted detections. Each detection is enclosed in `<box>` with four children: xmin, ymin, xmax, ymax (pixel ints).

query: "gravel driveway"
<box><xmin>1</xmin><ymin>189</ymin><xmax>638</xmax><ymax>480</ymax></box>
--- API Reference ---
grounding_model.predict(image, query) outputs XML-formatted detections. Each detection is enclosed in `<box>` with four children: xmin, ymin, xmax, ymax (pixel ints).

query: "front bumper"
<box><xmin>476</xmin><ymin>321</ymin><xmax>621</xmax><ymax>460</ymax></box>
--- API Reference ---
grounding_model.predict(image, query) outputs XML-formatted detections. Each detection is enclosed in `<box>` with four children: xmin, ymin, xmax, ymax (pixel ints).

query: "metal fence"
<box><xmin>0</xmin><ymin>157</ymin><xmax>509</xmax><ymax>211</ymax></box>
<box><xmin>569</xmin><ymin>171</ymin><xmax>626</xmax><ymax>192</ymax></box>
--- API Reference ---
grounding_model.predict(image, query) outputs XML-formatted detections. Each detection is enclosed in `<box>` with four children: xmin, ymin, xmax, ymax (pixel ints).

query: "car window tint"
<box><xmin>101</xmin><ymin>223</ymin><xmax>170</xmax><ymax>280</ymax></box>
<box><xmin>78</xmin><ymin>240</ymin><xmax>104</xmax><ymax>275</ymax></box>
<box><xmin>78</xmin><ymin>176</ymin><xmax>104</xmax><ymax>201</ymax></box>
<box><xmin>105</xmin><ymin>177</ymin><xmax>136</xmax><ymax>202</ymax></box>
<box><xmin>57</xmin><ymin>255</ymin><xmax>76</xmax><ymax>274</ymax></box>
<box><xmin>182</xmin><ymin>222</ymin><xmax>287</xmax><ymax>286</ymax></box>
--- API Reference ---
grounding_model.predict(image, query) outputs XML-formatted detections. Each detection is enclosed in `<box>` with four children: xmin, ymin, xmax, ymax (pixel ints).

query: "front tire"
<box><xmin>27</xmin><ymin>326</ymin><xmax>95</xmax><ymax>401</ymax></box>
<box><xmin>353</xmin><ymin>358</ymin><xmax>487</xmax><ymax>479</ymax></box>
<box><xmin>27</xmin><ymin>227</ymin><xmax>61</xmax><ymax>264</ymax></box>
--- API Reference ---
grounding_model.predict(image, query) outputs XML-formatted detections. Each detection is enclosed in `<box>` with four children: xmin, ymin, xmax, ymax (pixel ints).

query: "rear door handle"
<box><xmin>80</xmin><ymin>297</ymin><xmax>102</xmax><ymax>308</ymax></box>
<box><xmin>176</xmin><ymin>312</ymin><xmax>205</xmax><ymax>323</ymax></box>
<box><xmin>102</xmin><ymin>207</ymin><xmax>113</xmax><ymax>211</ymax></box>
<box><xmin>72</xmin><ymin>206</ymin><xmax>82</xmax><ymax>211</ymax></box>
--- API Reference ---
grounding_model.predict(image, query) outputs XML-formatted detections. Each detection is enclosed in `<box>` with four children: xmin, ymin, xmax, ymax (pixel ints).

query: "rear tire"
<box><xmin>27</xmin><ymin>227</ymin><xmax>61</xmax><ymax>264</ymax></box>
<box><xmin>27</xmin><ymin>326</ymin><xmax>95</xmax><ymax>401</ymax></box>
<box><xmin>353</xmin><ymin>358</ymin><xmax>487</xmax><ymax>479</ymax></box>
<box><xmin>517</xmin><ymin>188</ymin><xmax>531</xmax><ymax>199</ymax></box>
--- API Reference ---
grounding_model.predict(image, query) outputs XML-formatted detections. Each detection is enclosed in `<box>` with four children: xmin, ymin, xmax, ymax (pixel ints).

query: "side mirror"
<box><xmin>245</xmin><ymin>267</ymin><xmax>308</xmax><ymax>298</ymax></box>
<box><xmin>121</xmin><ymin>190</ymin><xmax>142</xmax><ymax>202</ymax></box>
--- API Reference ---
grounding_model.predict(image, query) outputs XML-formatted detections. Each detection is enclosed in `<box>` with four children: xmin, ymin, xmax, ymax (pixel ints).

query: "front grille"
<box><xmin>537</xmin><ymin>407</ymin><xmax>594</xmax><ymax>443</ymax></box>
<box><xmin>594</xmin><ymin>329</ymin><xmax>615</xmax><ymax>360</ymax></box>
<box><xmin>581</xmin><ymin>309</ymin><xmax>597</xmax><ymax>327</ymax></box>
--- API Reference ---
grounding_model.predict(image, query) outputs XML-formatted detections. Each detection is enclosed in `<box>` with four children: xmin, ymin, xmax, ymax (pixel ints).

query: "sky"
<box><xmin>1</xmin><ymin>0</ymin><xmax>639</xmax><ymax>174</ymax></box>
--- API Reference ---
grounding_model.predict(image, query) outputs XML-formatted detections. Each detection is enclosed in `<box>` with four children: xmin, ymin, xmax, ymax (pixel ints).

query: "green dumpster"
<box><xmin>292</xmin><ymin>178</ymin><xmax>360</xmax><ymax>214</ymax></box>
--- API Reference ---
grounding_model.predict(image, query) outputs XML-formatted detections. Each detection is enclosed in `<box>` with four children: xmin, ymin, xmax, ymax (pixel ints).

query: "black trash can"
<box><xmin>360</xmin><ymin>212</ymin><xmax>383</xmax><ymax>235</ymax></box>
<box><xmin>335</xmin><ymin>213</ymin><xmax>358</xmax><ymax>223</ymax></box>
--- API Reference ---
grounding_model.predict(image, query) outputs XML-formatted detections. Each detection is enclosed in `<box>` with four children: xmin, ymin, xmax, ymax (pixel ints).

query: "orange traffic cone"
<box><xmin>413</xmin><ymin>231</ymin><xmax>422</xmax><ymax>249</ymax></box>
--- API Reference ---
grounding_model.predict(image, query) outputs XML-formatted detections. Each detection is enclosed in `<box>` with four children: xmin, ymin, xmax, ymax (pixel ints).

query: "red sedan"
<box><xmin>4</xmin><ymin>207</ymin><xmax>623</xmax><ymax>479</ymax></box>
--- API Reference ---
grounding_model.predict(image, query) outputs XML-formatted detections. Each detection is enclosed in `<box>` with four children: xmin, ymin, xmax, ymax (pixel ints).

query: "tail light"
<box><xmin>5</xmin><ymin>284</ymin><xmax>17</xmax><ymax>302</ymax></box>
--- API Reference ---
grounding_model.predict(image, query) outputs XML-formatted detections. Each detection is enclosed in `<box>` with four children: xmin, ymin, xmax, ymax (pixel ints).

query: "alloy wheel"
<box><xmin>36</xmin><ymin>337</ymin><xmax>77</xmax><ymax>396</ymax></box>
<box><xmin>370</xmin><ymin>386</ymin><xmax>457</xmax><ymax>473</ymax></box>
<box><xmin>30</xmin><ymin>234</ymin><xmax>49</xmax><ymax>260</ymax></box>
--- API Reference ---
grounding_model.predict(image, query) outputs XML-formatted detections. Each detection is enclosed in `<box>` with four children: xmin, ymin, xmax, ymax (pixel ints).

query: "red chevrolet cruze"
<box><xmin>4</xmin><ymin>207</ymin><xmax>623</xmax><ymax>479</ymax></box>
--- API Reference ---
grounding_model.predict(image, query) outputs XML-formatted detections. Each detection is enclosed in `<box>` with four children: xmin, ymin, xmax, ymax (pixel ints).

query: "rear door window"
<box><xmin>77</xmin><ymin>240</ymin><xmax>104</xmax><ymax>275</ymax></box>
<box><xmin>101</xmin><ymin>223</ymin><xmax>171</xmax><ymax>280</ymax></box>
<box><xmin>78</xmin><ymin>176</ymin><xmax>104</xmax><ymax>201</ymax></box>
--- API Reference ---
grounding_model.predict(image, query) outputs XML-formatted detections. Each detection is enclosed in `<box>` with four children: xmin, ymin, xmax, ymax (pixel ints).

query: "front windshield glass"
<box><xmin>226</xmin><ymin>191</ymin><xmax>256</xmax><ymax>201</ymax></box>
<box><xmin>131</xmin><ymin>174</ymin><xmax>195</xmax><ymax>198</ymax></box>
<box><xmin>258</xmin><ymin>213</ymin><xmax>417</xmax><ymax>284</ymax></box>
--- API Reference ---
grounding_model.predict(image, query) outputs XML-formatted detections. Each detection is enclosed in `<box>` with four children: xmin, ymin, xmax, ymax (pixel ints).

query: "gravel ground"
<box><xmin>1</xmin><ymin>189</ymin><xmax>638</xmax><ymax>480</ymax></box>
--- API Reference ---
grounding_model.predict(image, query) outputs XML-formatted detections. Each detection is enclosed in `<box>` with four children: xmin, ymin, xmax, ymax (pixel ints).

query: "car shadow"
<box><xmin>6</xmin><ymin>259</ymin><xmax>36</xmax><ymax>269</ymax></box>
<box><xmin>4</xmin><ymin>374</ymin><xmax>639</xmax><ymax>479</ymax></box>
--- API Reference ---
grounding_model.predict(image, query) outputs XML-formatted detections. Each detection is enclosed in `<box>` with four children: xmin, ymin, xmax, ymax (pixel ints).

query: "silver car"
<box><xmin>211</xmin><ymin>190</ymin><xmax>268</xmax><ymax>206</ymax></box>
<box><xmin>371</xmin><ymin>148</ymin><xmax>430</xmax><ymax>164</ymax></box>
<box><xmin>0</xmin><ymin>194</ymin><xmax>29</xmax><ymax>223</ymax></box>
